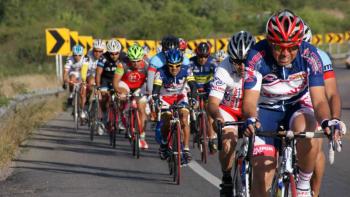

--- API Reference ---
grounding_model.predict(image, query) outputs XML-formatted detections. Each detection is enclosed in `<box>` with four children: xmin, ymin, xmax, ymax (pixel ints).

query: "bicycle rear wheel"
<box><xmin>74</xmin><ymin>91</ymin><xmax>79</xmax><ymax>133</ymax></box>
<box><xmin>233</xmin><ymin>157</ymin><xmax>246</xmax><ymax>197</ymax></box>
<box><xmin>199</xmin><ymin>113</ymin><xmax>208</xmax><ymax>163</ymax></box>
<box><xmin>89</xmin><ymin>99</ymin><xmax>98</xmax><ymax>141</ymax></box>
<box><xmin>175</xmin><ymin>121</ymin><xmax>181</xmax><ymax>185</ymax></box>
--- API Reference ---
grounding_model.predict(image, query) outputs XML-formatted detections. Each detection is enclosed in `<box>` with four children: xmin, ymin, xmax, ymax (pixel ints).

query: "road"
<box><xmin>0</xmin><ymin>64</ymin><xmax>349</xmax><ymax>197</ymax></box>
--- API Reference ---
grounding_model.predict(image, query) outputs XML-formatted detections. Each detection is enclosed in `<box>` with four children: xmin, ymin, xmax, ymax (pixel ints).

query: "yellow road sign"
<box><xmin>70</xmin><ymin>31</ymin><xmax>79</xmax><ymax>53</ymax></box>
<box><xmin>45</xmin><ymin>28</ymin><xmax>70</xmax><ymax>56</ymax></box>
<box><xmin>78</xmin><ymin>36</ymin><xmax>93</xmax><ymax>55</ymax></box>
<box><xmin>215</xmin><ymin>38</ymin><xmax>229</xmax><ymax>52</ymax></box>
<box><xmin>312</xmin><ymin>34</ymin><xmax>323</xmax><ymax>45</ymax></box>
<box><xmin>115</xmin><ymin>38</ymin><xmax>127</xmax><ymax>51</ymax></box>
<box><xmin>344</xmin><ymin>32</ymin><xmax>350</xmax><ymax>41</ymax></box>
<box><xmin>325</xmin><ymin>33</ymin><xmax>343</xmax><ymax>44</ymax></box>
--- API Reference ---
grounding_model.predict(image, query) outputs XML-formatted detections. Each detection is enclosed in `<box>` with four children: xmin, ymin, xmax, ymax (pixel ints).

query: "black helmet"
<box><xmin>195</xmin><ymin>42</ymin><xmax>211</xmax><ymax>57</ymax></box>
<box><xmin>161</xmin><ymin>35</ymin><xmax>179</xmax><ymax>51</ymax></box>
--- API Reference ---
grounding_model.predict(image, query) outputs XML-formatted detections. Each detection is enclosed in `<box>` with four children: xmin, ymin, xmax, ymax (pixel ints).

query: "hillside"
<box><xmin>0</xmin><ymin>0</ymin><xmax>350</xmax><ymax>78</ymax></box>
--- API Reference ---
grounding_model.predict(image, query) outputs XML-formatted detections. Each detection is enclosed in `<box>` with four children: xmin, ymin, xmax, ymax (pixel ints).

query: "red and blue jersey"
<box><xmin>244</xmin><ymin>40</ymin><xmax>324</xmax><ymax>111</ymax></box>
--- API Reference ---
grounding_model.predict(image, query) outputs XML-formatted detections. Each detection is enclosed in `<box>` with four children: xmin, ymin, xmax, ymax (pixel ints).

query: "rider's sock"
<box><xmin>297</xmin><ymin>170</ymin><xmax>313</xmax><ymax>190</ymax></box>
<box><xmin>140</xmin><ymin>132</ymin><xmax>145</xmax><ymax>139</ymax></box>
<box><xmin>184</xmin><ymin>146</ymin><xmax>190</xmax><ymax>151</ymax></box>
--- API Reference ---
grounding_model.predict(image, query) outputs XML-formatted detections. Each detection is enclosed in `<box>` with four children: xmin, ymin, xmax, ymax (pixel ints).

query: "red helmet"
<box><xmin>179</xmin><ymin>38</ymin><xmax>187</xmax><ymax>51</ymax></box>
<box><xmin>266</xmin><ymin>9</ymin><xmax>304</xmax><ymax>47</ymax></box>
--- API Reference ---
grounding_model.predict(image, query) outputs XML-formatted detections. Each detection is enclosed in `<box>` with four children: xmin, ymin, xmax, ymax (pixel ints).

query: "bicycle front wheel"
<box><xmin>74</xmin><ymin>91</ymin><xmax>79</xmax><ymax>133</ymax></box>
<box><xmin>199</xmin><ymin>113</ymin><xmax>208</xmax><ymax>163</ymax></box>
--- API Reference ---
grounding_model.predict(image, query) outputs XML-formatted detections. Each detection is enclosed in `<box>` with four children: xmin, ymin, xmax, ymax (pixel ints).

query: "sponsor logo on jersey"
<box><xmin>323</xmin><ymin>64</ymin><xmax>333</xmax><ymax>72</ymax></box>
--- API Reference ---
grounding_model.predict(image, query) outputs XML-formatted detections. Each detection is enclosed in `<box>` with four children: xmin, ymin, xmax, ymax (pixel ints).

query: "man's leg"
<box><xmin>290</xmin><ymin>109</ymin><xmax>319</xmax><ymax>196</ymax></box>
<box><xmin>311</xmin><ymin>138</ymin><xmax>325</xmax><ymax>197</ymax></box>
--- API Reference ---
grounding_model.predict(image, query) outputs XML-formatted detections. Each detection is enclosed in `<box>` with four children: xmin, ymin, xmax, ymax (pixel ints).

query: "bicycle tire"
<box><xmin>284</xmin><ymin>173</ymin><xmax>297</xmax><ymax>197</ymax></box>
<box><xmin>200</xmin><ymin>113</ymin><xmax>208</xmax><ymax>163</ymax></box>
<box><xmin>175</xmin><ymin>121</ymin><xmax>181</xmax><ymax>185</ymax></box>
<box><xmin>233</xmin><ymin>157</ymin><xmax>245</xmax><ymax>196</ymax></box>
<box><xmin>74</xmin><ymin>91</ymin><xmax>79</xmax><ymax>133</ymax></box>
<box><xmin>170</xmin><ymin>123</ymin><xmax>177</xmax><ymax>182</ymax></box>
<box><xmin>89</xmin><ymin>99</ymin><xmax>97</xmax><ymax>141</ymax></box>
<box><xmin>108</xmin><ymin>105</ymin><xmax>115</xmax><ymax>147</ymax></box>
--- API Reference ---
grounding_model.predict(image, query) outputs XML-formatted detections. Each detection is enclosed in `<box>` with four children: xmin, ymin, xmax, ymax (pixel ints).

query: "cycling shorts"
<box><xmin>160</xmin><ymin>94</ymin><xmax>189</xmax><ymax>111</ymax></box>
<box><xmin>118</xmin><ymin>81</ymin><xmax>147</xmax><ymax>103</ymax></box>
<box><xmin>254</xmin><ymin>103</ymin><xmax>314</xmax><ymax>157</ymax></box>
<box><xmin>100</xmin><ymin>77</ymin><xmax>113</xmax><ymax>91</ymax></box>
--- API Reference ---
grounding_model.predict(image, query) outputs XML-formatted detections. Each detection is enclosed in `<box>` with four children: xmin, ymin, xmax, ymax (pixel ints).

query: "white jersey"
<box><xmin>64</xmin><ymin>55</ymin><xmax>89</xmax><ymax>72</ymax></box>
<box><xmin>86</xmin><ymin>50</ymin><xmax>99</xmax><ymax>76</ymax></box>
<box><xmin>209</xmin><ymin>57</ymin><xmax>244</xmax><ymax>115</ymax></box>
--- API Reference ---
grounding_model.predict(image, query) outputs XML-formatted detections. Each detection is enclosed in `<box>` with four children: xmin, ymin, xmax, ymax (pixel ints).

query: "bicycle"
<box><xmin>161</xmin><ymin>101</ymin><xmax>187</xmax><ymax>185</ymax></box>
<box><xmin>106</xmin><ymin>90</ymin><xmax>119</xmax><ymax>148</ymax></box>
<box><xmin>124</xmin><ymin>92</ymin><xmax>145</xmax><ymax>159</ymax></box>
<box><xmin>216</xmin><ymin>120</ymin><xmax>250</xmax><ymax>197</ymax></box>
<box><xmin>71</xmin><ymin>82</ymin><xmax>81</xmax><ymax>133</ymax></box>
<box><xmin>190</xmin><ymin>91</ymin><xmax>209</xmax><ymax>163</ymax></box>
<box><xmin>258</xmin><ymin>128</ymin><xmax>337</xmax><ymax>197</ymax></box>
<box><xmin>87</xmin><ymin>85</ymin><xmax>102</xmax><ymax>141</ymax></box>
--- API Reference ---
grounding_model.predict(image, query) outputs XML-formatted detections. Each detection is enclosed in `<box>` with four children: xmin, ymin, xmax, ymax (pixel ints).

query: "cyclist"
<box><xmin>190</xmin><ymin>41</ymin><xmax>218</xmax><ymax>154</ymax></box>
<box><xmin>208</xmin><ymin>31</ymin><xmax>255</xmax><ymax>197</ymax></box>
<box><xmin>152</xmin><ymin>48</ymin><xmax>197</xmax><ymax>163</ymax></box>
<box><xmin>79</xmin><ymin>39</ymin><xmax>106</xmax><ymax>120</ymax></box>
<box><xmin>63</xmin><ymin>45</ymin><xmax>90</xmax><ymax>110</ymax></box>
<box><xmin>242</xmin><ymin>10</ymin><xmax>342</xmax><ymax>197</ymax></box>
<box><xmin>147</xmin><ymin>35</ymin><xmax>190</xmax><ymax>94</ymax></box>
<box><xmin>214</xmin><ymin>50</ymin><xmax>228</xmax><ymax>64</ymax></box>
<box><xmin>302</xmin><ymin>22</ymin><xmax>346</xmax><ymax>197</ymax></box>
<box><xmin>113</xmin><ymin>44</ymin><xmax>149</xmax><ymax>149</ymax></box>
<box><xmin>96</xmin><ymin>39</ymin><xmax>123</xmax><ymax>134</ymax></box>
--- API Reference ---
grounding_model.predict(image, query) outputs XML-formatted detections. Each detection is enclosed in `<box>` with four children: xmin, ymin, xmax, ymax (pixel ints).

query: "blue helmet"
<box><xmin>72</xmin><ymin>45</ymin><xmax>84</xmax><ymax>55</ymax></box>
<box><xmin>165</xmin><ymin>48</ymin><xmax>183</xmax><ymax>64</ymax></box>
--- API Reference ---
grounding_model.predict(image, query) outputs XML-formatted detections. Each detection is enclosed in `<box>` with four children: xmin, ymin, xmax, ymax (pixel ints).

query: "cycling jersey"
<box><xmin>244</xmin><ymin>40</ymin><xmax>324</xmax><ymax>111</ymax></box>
<box><xmin>64</xmin><ymin>55</ymin><xmax>90</xmax><ymax>80</ymax></box>
<box><xmin>189</xmin><ymin>56</ymin><xmax>217</xmax><ymax>92</ymax></box>
<box><xmin>147</xmin><ymin>52</ymin><xmax>190</xmax><ymax>93</ymax></box>
<box><xmin>86</xmin><ymin>50</ymin><xmax>100</xmax><ymax>77</ymax></box>
<box><xmin>97</xmin><ymin>52</ymin><xmax>123</xmax><ymax>80</ymax></box>
<box><xmin>115</xmin><ymin>60</ymin><xmax>148</xmax><ymax>90</ymax></box>
<box><xmin>209</xmin><ymin>57</ymin><xmax>244</xmax><ymax>118</ymax></box>
<box><xmin>153</xmin><ymin>65</ymin><xmax>195</xmax><ymax>96</ymax></box>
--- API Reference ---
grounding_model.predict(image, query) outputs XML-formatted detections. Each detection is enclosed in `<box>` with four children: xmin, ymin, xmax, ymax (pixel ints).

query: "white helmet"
<box><xmin>93</xmin><ymin>39</ymin><xmax>106</xmax><ymax>50</ymax></box>
<box><xmin>215</xmin><ymin>50</ymin><xmax>228</xmax><ymax>62</ymax></box>
<box><xmin>303</xmin><ymin>22</ymin><xmax>312</xmax><ymax>43</ymax></box>
<box><xmin>228</xmin><ymin>31</ymin><xmax>255</xmax><ymax>60</ymax></box>
<box><xmin>106</xmin><ymin>39</ymin><xmax>122</xmax><ymax>53</ymax></box>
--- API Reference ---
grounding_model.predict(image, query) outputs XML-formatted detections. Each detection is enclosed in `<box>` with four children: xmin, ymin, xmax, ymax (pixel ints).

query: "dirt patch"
<box><xmin>0</xmin><ymin>74</ymin><xmax>61</xmax><ymax>98</ymax></box>
<box><xmin>0</xmin><ymin>93</ymin><xmax>65</xmax><ymax>180</ymax></box>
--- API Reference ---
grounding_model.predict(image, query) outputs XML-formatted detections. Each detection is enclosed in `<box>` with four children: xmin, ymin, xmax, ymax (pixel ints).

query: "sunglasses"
<box><xmin>271</xmin><ymin>44</ymin><xmax>299</xmax><ymax>52</ymax></box>
<box><xmin>110</xmin><ymin>52</ymin><xmax>119</xmax><ymax>56</ymax></box>
<box><xmin>198</xmin><ymin>54</ymin><xmax>209</xmax><ymax>58</ymax></box>
<box><xmin>94</xmin><ymin>50</ymin><xmax>104</xmax><ymax>53</ymax></box>
<box><xmin>168</xmin><ymin>63</ymin><xmax>181</xmax><ymax>69</ymax></box>
<box><xmin>231</xmin><ymin>58</ymin><xmax>245</xmax><ymax>65</ymax></box>
<box><xmin>73</xmin><ymin>54</ymin><xmax>82</xmax><ymax>57</ymax></box>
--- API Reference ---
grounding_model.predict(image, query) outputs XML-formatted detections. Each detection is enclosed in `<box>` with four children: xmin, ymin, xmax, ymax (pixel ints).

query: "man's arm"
<box><xmin>95</xmin><ymin>67</ymin><xmax>103</xmax><ymax>87</ymax></box>
<box><xmin>208</xmin><ymin>96</ymin><xmax>223</xmax><ymax>121</ymax></box>
<box><xmin>324</xmin><ymin>78</ymin><xmax>341</xmax><ymax>119</ymax></box>
<box><xmin>309</xmin><ymin>86</ymin><xmax>331</xmax><ymax>123</ymax></box>
<box><xmin>242</xmin><ymin>89</ymin><xmax>260</xmax><ymax>119</ymax></box>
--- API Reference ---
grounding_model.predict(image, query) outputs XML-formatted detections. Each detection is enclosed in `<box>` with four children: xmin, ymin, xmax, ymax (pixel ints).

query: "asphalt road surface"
<box><xmin>0</xmin><ymin>64</ymin><xmax>349</xmax><ymax>197</ymax></box>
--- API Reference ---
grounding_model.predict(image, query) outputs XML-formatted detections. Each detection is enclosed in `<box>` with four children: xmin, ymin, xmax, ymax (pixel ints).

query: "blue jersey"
<box><xmin>154</xmin><ymin>65</ymin><xmax>195</xmax><ymax>96</ymax></box>
<box><xmin>189</xmin><ymin>56</ymin><xmax>217</xmax><ymax>91</ymax></box>
<box><xmin>244</xmin><ymin>40</ymin><xmax>324</xmax><ymax>111</ymax></box>
<box><xmin>150</xmin><ymin>51</ymin><xmax>190</xmax><ymax>69</ymax></box>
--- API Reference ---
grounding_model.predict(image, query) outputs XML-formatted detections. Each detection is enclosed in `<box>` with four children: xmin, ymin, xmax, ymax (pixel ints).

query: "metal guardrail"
<box><xmin>0</xmin><ymin>87</ymin><xmax>64</xmax><ymax>119</ymax></box>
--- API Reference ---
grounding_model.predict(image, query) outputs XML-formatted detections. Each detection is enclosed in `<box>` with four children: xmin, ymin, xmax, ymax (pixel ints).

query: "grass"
<box><xmin>0</xmin><ymin>93</ymin><xmax>65</xmax><ymax>171</ymax></box>
<box><xmin>0</xmin><ymin>96</ymin><xmax>10</xmax><ymax>107</ymax></box>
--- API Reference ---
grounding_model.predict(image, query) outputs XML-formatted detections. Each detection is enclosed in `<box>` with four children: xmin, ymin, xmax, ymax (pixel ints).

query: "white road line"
<box><xmin>188</xmin><ymin>160</ymin><xmax>221</xmax><ymax>189</ymax></box>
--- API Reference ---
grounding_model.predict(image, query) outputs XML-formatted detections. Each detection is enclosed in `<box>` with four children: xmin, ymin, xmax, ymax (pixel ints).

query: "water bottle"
<box><xmin>155</xmin><ymin>120</ymin><xmax>163</xmax><ymax>144</ymax></box>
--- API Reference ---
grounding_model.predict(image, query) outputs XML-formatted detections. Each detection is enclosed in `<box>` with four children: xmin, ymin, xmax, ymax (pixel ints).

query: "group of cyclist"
<box><xmin>62</xmin><ymin>9</ymin><xmax>347</xmax><ymax>197</ymax></box>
